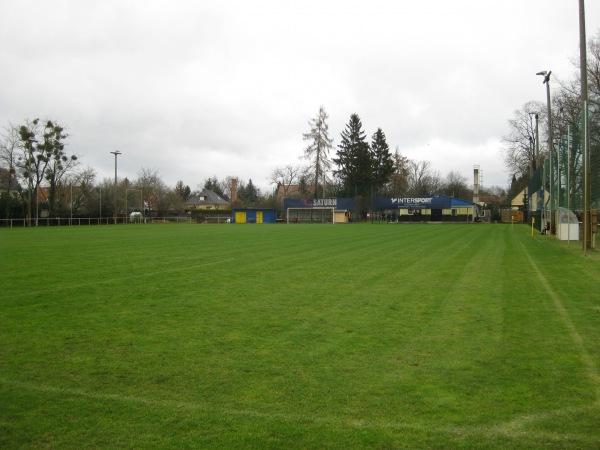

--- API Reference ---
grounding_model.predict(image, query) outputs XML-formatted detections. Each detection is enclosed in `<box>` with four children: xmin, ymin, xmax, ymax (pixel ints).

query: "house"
<box><xmin>185</xmin><ymin>189</ymin><xmax>228</xmax><ymax>210</ymax></box>
<box><xmin>509</xmin><ymin>187</ymin><xmax>549</xmax><ymax>213</ymax></box>
<box><xmin>510</xmin><ymin>188</ymin><xmax>527</xmax><ymax>210</ymax></box>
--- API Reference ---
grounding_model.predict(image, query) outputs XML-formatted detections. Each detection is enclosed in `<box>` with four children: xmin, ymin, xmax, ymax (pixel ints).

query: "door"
<box><xmin>235</xmin><ymin>212</ymin><xmax>246</xmax><ymax>223</ymax></box>
<box><xmin>256</xmin><ymin>211</ymin><xmax>263</xmax><ymax>224</ymax></box>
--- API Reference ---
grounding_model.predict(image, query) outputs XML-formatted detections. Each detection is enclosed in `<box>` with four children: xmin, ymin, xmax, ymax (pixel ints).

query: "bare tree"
<box><xmin>502</xmin><ymin>101</ymin><xmax>546</xmax><ymax>180</ymax></box>
<box><xmin>269</xmin><ymin>164</ymin><xmax>303</xmax><ymax>198</ymax></box>
<box><xmin>406</xmin><ymin>160</ymin><xmax>443</xmax><ymax>196</ymax></box>
<box><xmin>15</xmin><ymin>119</ymin><xmax>77</xmax><ymax>223</ymax></box>
<box><xmin>134</xmin><ymin>168</ymin><xmax>172</xmax><ymax>216</ymax></box>
<box><xmin>219</xmin><ymin>176</ymin><xmax>241</xmax><ymax>202</ymax></box>
<box><xmin>0</xmin><ymin>124</ymin><xmax>22</xmax><ymax>219</ymax></box>
<box><xmin>387</xmin><ymin>146</ymin><xmax>410</xmax><ymax>196</ymax></box>
<box><xmin>443</xmin><ymin>170</ymin><xmax>470</xmax><ymax>200</ymax></box>
<box><xmin>303</xmin><ymin>106</ymin><xmax>333</xmax><ymax>198</ymax></box>
<box><xmin>62</xmin><ymin>167</ymin><xmax>97</xmax><ymax>216</ymax></box>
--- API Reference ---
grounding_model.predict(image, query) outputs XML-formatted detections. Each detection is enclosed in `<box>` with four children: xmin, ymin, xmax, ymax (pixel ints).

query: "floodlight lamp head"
<box><xmin>536</xmin><ymin>70</ymin><xmax>551</xmax><ymax>84</ymax></box>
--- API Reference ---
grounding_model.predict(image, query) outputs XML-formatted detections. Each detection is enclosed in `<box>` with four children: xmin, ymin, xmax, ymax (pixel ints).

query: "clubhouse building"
<box><xmin>284</xmin><ymin>195</ymin><xmax>480</xmax><ymax>223</ymax></box>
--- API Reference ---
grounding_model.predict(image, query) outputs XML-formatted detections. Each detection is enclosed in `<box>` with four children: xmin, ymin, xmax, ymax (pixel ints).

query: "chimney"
<box><xmin>473</xmin><ymin>166</ymin><xmax>480</xmax><ymax>205</ymax></box>
<box><xmin>231</xmin><ymin>178</ymin><xmax>238</xmax><ymax>204</ymax></box>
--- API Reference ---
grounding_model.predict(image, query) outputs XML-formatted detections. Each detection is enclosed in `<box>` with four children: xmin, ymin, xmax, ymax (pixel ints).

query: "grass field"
<box><xmin>1</xmin><ymin>222</ymin><xmax>599</xmax><ymax>449</ymax></box>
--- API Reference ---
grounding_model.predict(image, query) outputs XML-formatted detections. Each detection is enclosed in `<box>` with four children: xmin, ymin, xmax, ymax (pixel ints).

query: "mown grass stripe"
<box><xmin>1</xmin><ymin>223</ymin><xmax>599</xmax><ymax>448</ymax></box>
<box><xmin>1</xmin><ymin>377</ymin><xmax>598</xmax><ymax>446</ymax></box>
<box><xmin>516</xmin><ymin>232</ymin><xmax>600</xmax><ymax>403</ymax></box>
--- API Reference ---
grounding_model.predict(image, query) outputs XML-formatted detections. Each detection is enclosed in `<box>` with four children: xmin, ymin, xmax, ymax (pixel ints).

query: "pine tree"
<box><xmin>370</xmin><ymin>128</ymin><xmax>394</xmax><ymax>194</ymax></box>
<box><xmin>389</xmin><ymin>147</ymin><xmax>410</xmax><ymax>196</ymax></box>
<box><xmin>244</xmin><ymin>178</ymin><xmax>259</xmax><ymax>205</ymax></box>
<box><xmin>175</xmin><ymin>180</ymin><xmax>191</xmax><ymax>200</ymax></box>
<box><xmin>203</xmin><ymin>176</ymin><xmax>225</xmax><ymax>198</ymax></box>
<box><xmin>333</xmin><ymin>114</ymin><xmax>373</xmax><ymax>196</ymax></box>
<box><xmin>298</xmin><ymin>174</ymin><xmax>309</xmax><ymax>196</ymax></box>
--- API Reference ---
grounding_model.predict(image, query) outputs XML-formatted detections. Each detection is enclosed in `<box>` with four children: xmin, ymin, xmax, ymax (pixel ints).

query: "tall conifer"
<box><xmin>333</xmin><ymin>114</ymin><xmax>373</xmax><ymax>196</ymax></box>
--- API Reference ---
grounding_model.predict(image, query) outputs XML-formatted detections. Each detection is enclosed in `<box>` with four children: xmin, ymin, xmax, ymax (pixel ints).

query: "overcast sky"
<box><xmin>1</xmin><ymin>1</ymin><xmax>599</xmax><ymax>194</ymax></box>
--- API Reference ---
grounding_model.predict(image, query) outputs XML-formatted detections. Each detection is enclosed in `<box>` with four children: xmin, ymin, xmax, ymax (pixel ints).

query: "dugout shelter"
<box><xmin>284</xmin><ymin>198</ymin><xmax>356</xmax><ymax>223</ymax></box>
<box><xmin>231</xmin><ymin>208</ymin><xmax>276</xmax><ymax>224</ymax></box>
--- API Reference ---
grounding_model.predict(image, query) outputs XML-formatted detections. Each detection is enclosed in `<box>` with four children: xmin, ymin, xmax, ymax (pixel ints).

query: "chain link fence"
<box><xmin>527</xmin><ymin>107</ymin><xmax>597</xmax><ymax>233</ymax></box>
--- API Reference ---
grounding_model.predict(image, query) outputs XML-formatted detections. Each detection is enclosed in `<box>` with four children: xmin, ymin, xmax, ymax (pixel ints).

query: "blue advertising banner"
<box><xmin>283</xmin><ymin>198</ymin><xmax>356</xmax><ymax>210</ymax></box>
<box><xmin>373</xmin><ymin>195</ymin><xmax>453</xmax><ymax>209</ymax></box>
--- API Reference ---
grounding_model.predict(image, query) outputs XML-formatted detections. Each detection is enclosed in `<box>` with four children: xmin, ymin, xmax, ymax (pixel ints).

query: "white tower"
<box><xmin>473</xmin><ymin>166</ymin><xmax>480</xmax><ymax>205</ymax></box>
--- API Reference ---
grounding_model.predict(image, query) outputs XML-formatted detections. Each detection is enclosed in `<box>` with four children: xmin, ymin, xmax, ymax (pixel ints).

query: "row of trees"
<box><xmin>0</xmin><ymin>118</ymin><xmax>268</xmax><ymax>221</ymax></box>
<box><xmin>9</xmin><ymin>70</ymin><xmax>558</xmax><ymax>223</ymax></box>
<box><xmin>502</xmin><ymin>30</ymin><xmax>600</xmax><ymax>205</ymax></box>
<box><xmin>0</xmin><ymin>119</ymin><xmax>77</xmax><ymax>224</ymax></box>
<box><xmin>15</xmin><ymin>35</ymin><xmax>598</xmax><ymax>222</ymax></box>
<box><xmin>1</xmin><ymin>108</ymin><xmax>509</xmax><ymax>223</ymax></box>
<box><xmin>272</xmin><ymin>107</ymin><xmax>506</xmax><ymax>208</ymax></box>
<box><xmin>2</xmin><ymin>107</ymin><xmax>508</xmax><ymax>224</ymax></box>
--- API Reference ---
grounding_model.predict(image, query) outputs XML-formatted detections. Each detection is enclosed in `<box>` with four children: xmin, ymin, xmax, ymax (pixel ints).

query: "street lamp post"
<box><xmin>110</xmin><ymin>151</ymin><xmax>121</xmax><ymax>224</ymax></box>
<box><xmin>27</xmin><ymin>138</ymin><xmax>38</xmax><ymax>227</ymax></box>
<box><xmin>537</xmin><ymin>70</ymin><xmax>553</xmax><ymax>231</ymax></box>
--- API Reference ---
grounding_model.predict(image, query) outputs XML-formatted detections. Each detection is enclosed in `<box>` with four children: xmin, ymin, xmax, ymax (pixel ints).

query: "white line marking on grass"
<box><xmin>2</xmin><ymin>378</ymin><xmax>599</xmax><ymax>445</ymax></box>
<box><xmin>2</xmin><ymin>258</ymin><xmax>236</xmax><ymax>303</ymax></box>
<box><xmin>488</xmin><ymin>237</ymin><xmax>600</xmax><ymax>439</ymax></box>
<box><xmin>89</xmin><ymin>257</ymin><xmax>237</xmax><ymax>285</ymax></box>
<box><xmin>518</xmin><ymin>241</ymin><xmax>600</xmax><ymax>403</ymax></box>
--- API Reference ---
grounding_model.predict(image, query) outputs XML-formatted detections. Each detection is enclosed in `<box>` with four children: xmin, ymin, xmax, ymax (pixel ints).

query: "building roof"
<box><xmin>232</xmin><ymin>207</ymin><xmax>276</xmax><ymax>211</ymax></box>
<box><xmin>449</xmin><ymin>196</ymin><xmax>476</xmax><ymax>207</ymax></box>
<box><xmin>185</xmin><ymin>189</ymin><xmax>229</xmax><ymax>207</ymax></box>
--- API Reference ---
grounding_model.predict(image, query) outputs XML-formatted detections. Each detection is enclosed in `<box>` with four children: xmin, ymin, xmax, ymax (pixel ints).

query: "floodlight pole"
<box><xmin>110</xmin><ymin>151</ymin><xmax>121</xmax><ymax>224</ymax></box>
<box><xmin>529</xmin><ymin>112</ymin><xmax>541</xmax><ymax>212</ymax></box>
<box><xmin>568</xmin><ymin>125</ymin><xmax>571</xmax><ymax>244</ymax></box>
<box><xmin>534</xmin><ymin>113</ymin><xmax>540</xmax><ymax>170</ymax></box>
<box><xmin>537</xmin><ymin>70</ymin><xmax>553</xmax><ymax>232</ymax></box>
<box><xmin>579</xmin><ymin>0</ymin><xmax>591</xmax><ymax>253</ymax></box>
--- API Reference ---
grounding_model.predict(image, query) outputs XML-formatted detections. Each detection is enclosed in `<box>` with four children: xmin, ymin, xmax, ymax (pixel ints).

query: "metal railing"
<box><xmin>0</xmin><ymin>216</ymin><xmax>195</xmax><ymax>228</ymax></box>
